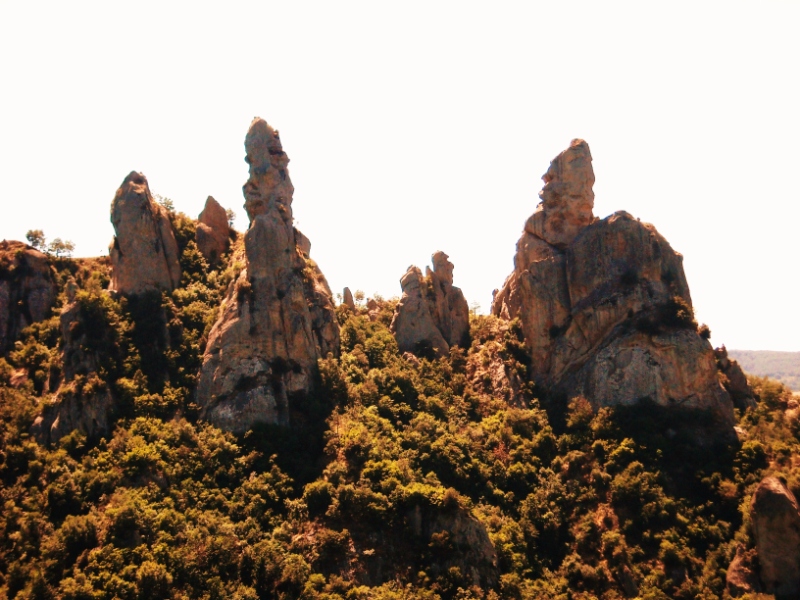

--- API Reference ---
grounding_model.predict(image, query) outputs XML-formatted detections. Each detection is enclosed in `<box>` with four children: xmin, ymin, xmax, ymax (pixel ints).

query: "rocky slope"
<box><xmin>196</xmin><ymin>118</ymin><xmax>339</xmax><ymax>433</ymax></box>
<box><xmin>492</xmin><ymin>139</ymin><xmax>735</xmax><ymax>431</ymax></box>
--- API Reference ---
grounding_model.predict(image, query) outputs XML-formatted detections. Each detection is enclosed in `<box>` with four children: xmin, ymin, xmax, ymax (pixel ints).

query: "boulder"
<box><xmin>750</xmin><ymin>476</ymin><xmax>800</xmax><ymax>598</ymax></box>
<box><xmin>0</xmin><ymin>241</ymin><xmax>57</xmax><ymax>354</ymax></box>
<box><xmin>196</xmin><ymin>196</ymin><xmax>230</xmax><ymax>265</ymax></box>
<box><xmin>109</xmin><ymin>171</ymin><xmax>181</xmax><ymax>295</ymax></box>
<box><xmin>492</xmin><ymin>140</ymin><xmax>734</xmax><ymax>431</ymax></box>
<box><xmin>196</xmin><ymin>118</ymin><xmax>339</xmax><ymax>433</ymax></box>
<box><xmin>390</xmin><ymin>252</ymin><xmax>470</xmax><ymax>358</ymax></box>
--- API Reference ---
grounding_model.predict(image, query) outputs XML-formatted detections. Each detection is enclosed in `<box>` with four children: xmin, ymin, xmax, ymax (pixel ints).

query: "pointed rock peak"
<box><xmin>526</xmin><ymin>139</ymin><xmax>595</xmax><ymax>248</ymax></box>
<box><xmin>109</xmin><ymin>171</ymin><xmax>181</xmax><ymax>295</ymax></box>
<box><xmin>431</xmin><ymin>251</ymin><xmax>454</xmax><ymax>286</ymax></box>
<box><xmin>343</xmin><ymin>287</ymin><xmax>356</xmax><ymax>310</ymax></box>
<box><xmin>197</xmin><ymin>196</ymin><xmax>230</xmax><ymax>265</ymax></box>
<box><xmin>199</xmin><ymin>196</ymin><xmax>226</xmax><ymax>224</ymax></box>
<box><xmin>245</xmin><ymin>117</ymin><xmax>285</xmax><ymax>173</ymax></box>
<box><xmin>243</xmin><ymin>118</ymin><xmax>294</xmax><ymax>223</ymax></box>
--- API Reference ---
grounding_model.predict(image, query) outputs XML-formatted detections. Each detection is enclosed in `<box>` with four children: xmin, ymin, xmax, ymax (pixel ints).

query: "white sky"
<box><xmin>1</xmin><ymin>1</ymin><xmax>798</xmax><ymax>351</ymax></box>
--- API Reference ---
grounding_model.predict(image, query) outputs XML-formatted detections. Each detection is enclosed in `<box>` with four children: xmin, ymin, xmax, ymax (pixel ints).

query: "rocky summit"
<box><xmin>0</xmin><ymin>240</ymin><xmax>56</xmax><ymax>354</ymax></box>
<box><xmin>196</xmin><ymin>195</ymin><xmax>230</xmax><ymax>265</ymax></box>
<box><xmin>195</xmin><ymin>118</ymin><xmax>339</xmax><ymax>433</ymax></box>
<box><xmin>109</xmin><ymin>171</ymin><xmax>181</xmax><ymax>295</ymax></box>
<box><xmin>391</xmin><ymin>251</ymin><xmax>470</xmax><ymax>358</ymax></box>
<box><xmin>492</xmin><ymin>139</ymin><xmax>735</xmax><ymax>431</ymax></box>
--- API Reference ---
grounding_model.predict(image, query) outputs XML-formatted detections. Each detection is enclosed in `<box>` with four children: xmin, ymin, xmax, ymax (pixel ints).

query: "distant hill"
<box><xmin>728</xmin><ymin>349</ymin><xmax>800</xmax><ymax>391</ymax></box>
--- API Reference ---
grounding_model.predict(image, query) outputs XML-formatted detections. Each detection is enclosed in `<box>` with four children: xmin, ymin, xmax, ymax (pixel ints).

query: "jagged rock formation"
<box><xmin>196</xmin><ymin>196</ymin><xmax>230</xmax><ymax>265</ymax></box>
<box><xmin>390</xmin><ymin>252</ymin><xmax>469</xmax><ymax>358</ymax></box>
<box><xmin>492</xmin><ymin>140</ymin><xmax>734</xmax><ymax>429</ymax></box>
<box><xmin>0</xmin><ymin>241</ymin><xmax>56</xmax><ymax>354</ymax></box>
<box><xmin>748</xmin><ymin>476</ymin><xmax>800</xmax><ymax>598</ymax></box>
<box><xmin>196</xmin><ymin>118</ymin><xmax>339</xmax><ymax>433</ymax></box>
<box><xmin>109</xmin><ymin>171</ymin><xmax>181</xmax><ymax>295</ymax></box>
<box><xmin>343</xmin><ymin>287</ymin><xmax>356</xmax><ymax>310</ymax></box>
<box><xmin>715</xmin><ymin>345</ymin><xmax>757</xmax><ymax>411</ymax></box>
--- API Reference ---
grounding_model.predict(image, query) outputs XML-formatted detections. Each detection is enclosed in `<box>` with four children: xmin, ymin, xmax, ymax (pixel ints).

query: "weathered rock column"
<box><xmin>196</xmin><ymin>118</ymin><xmax>339</xmax><ymax>433</ymax></box>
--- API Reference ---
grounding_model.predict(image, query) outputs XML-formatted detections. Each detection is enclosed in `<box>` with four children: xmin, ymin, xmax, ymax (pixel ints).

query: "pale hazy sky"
<box><xmin>1</xmin><ymin>2</ymin><xmax>798</xmax><ymax>351</ymax></box>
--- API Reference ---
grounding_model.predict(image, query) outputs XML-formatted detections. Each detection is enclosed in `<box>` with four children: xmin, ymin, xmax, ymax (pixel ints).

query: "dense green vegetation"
<box><xmin>729</xmin><ymin>350</ymin><xmax>800</xmax><ymax>392</ymax></box>
<box><xmin>2</xmin><ymin>213</ymin><xmax>800</xmax><ymax>598</ymax></box>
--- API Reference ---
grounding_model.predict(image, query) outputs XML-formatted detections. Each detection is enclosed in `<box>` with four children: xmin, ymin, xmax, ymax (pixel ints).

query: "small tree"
<box><xmin>48</xmin><ymin>238</ymin><xmax>76</xmax><ymax>258</ymax></box>
<box><xmin>26</xmin><ymin>229</ymin><xmax>46</xmax><ymax>251</ymax></box>
<box><xmin>154</xmin><ymin>194</ymin><xmax>175</xmax><ymax>212</ymax></box>
<box><xmin>226</xmin><ymin>208</ymin><xmax>236</xmax><ymax>228</ymax></box>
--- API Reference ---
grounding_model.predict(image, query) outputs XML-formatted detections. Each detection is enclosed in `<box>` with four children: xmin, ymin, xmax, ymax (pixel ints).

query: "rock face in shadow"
<box><xmin>109</xmin><ymin>171</ymin><xmax>181</xmax><ymax>295</ymax></box>
<box><xmin>196</xmin><ymin>196</ymin><xmax>230</xmax><ymax>265</ymax></box>
<box><xmin>32</xmin><ymin>292</ymin><xmax>117</xmax><ymax>445</ymax></box>
<box><xmin>0</xmin><ymin>241</ymin><xmax>57</xmax><ymax>354</ymax></box>
<box><xmin>492</xmin><ymin>139</ymin><xmax>734</xmax><ymax>431</ymax></box>
<box><xmin>749</xmin><ymin>476</ymin><xmax>800</xmax><ymax>599</ymax></box>
<box><xmin>196</xmin><ymin>118</ymin><xmax>340</xmax><ymax>433</ymax></box>
<box><xmin>390</xmin><ymin>251</ymin><xmax>469</xmax><ymax>358</ymax></box>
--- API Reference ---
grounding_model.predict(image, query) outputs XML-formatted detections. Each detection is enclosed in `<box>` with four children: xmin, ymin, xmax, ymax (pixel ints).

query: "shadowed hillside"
<box><xmin>729</xmin><ymin>350</ymin><xmax>800</xmax><ymax>392</ymax></box>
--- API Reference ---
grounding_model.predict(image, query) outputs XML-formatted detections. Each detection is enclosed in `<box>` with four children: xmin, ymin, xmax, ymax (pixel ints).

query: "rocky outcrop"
<box><xmin>726</xmin><ymin>545</ymin><xmax>761</xmax><ymax>597</ymax></box>
<box><xmin>715</xmin><ymin>345</ymin><xmax>757</xmax><ymax>411</ymax></box>
<box><xmin>0</xmin><ymin>241</ymin><xmax>57</xmax><ymax>354</ymax></box>
<box><xmin>492</xmin><ymin>140</ymin><xmax>734</xmax><ymax>430</ymax></box>
<box><xmin>31</xmin><ymin>294</ymin><xmax>117</xmax><ymax>445</ymax></box>
<box><xmin>109</xmin><ymin>171</ymin><xmax>181</xmax><ymax>295</ymax></box>
<box><xmin>390</xmin><ymin>252</ymin><xmax>469</xmax><ymax>358</ymax></box>
<box><xmin>749</xmin><ymin>476</ymin><xmax>800</xmax><ymax>598</ymax></box>
<box><xmin>196</xmin><ymin>118</ymin><xmax>339</xmax><ymax>433</ymax></box>
<box><xmin>196</xmin><ymin>196</ymin><xmax>230</xmax><ymax>265</ymax></box>
<box><xmin>343</xmin><ymin>287</ymin><xmax>356</xmax><ymax>311</ymax></box>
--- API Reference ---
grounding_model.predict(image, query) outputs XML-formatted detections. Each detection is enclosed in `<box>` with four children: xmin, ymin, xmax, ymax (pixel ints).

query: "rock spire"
<box><xmin>196</xmin><ymin>118</ymin><xmax>339</xmax><ymax>433</ymax></box>
<box><xmin>109</xmin><ymin>171</ymin><xmax>181</xmax><ymax>295</ymax></box>
<box><xmin>196</xmin><ymin>196</ymin><xmax>230</xmax><ymax>265</ymax></box>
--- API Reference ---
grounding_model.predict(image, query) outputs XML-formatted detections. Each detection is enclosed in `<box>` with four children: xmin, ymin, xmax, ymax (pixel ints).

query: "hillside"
<box><xmin>729</xmin><ymin>350</ymin><xmax>800</xmax><ymax>392</ymax></box>
<box><xmin>2</xmin><ymin>125</ymin><xmax>800</xmax><ymax>599</ymax></box>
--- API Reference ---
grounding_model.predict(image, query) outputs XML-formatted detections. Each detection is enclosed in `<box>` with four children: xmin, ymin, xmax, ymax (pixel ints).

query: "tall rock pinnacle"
<box><xmin>196</xmin><ymin>118</ymin><xmax>340</xmax><ymax>433</ymax></box>
<box><xmin>109</xmin><ymin>171</ymin><xmax>181</xmax><ymax>295</ymax></box>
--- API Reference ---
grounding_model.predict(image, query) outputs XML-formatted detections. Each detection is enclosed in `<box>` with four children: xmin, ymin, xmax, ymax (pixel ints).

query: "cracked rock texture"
<box><xmin>492</xmin><ymin>139</ymin><xmax>734</xmax><ymax>430</ymax></box>
<box><xmin>196</xmin><ymin>118</ymin><xmax>339</xmax><ymax>433</ymax></box>
<box><xmin>109</xmin><ymin>171</ymin><xmax>181</xmax><ymax>295</ymax></box>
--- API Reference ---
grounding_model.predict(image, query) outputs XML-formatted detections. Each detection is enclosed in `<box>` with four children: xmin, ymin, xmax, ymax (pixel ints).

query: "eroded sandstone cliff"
<box><xmin>492</xmin><ymin>139</ymin><xmax>735</xmax><ymax>430</ymax></box>
<box><xmin>196</xmin><ymin>118</ymin><xmax>339</xmax><ymax>433</ymax></box>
